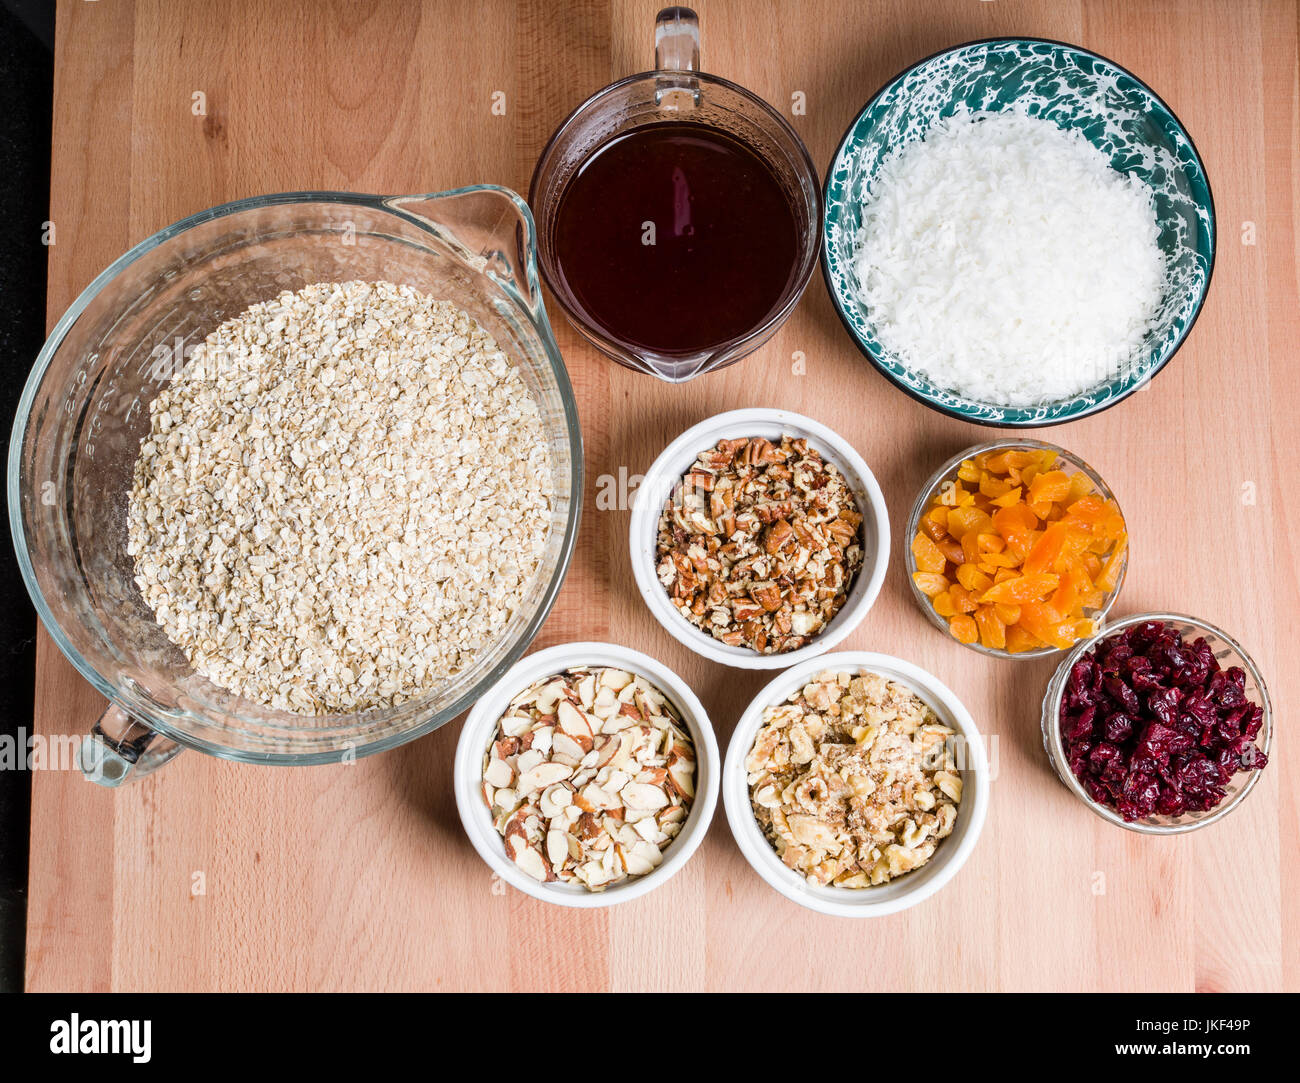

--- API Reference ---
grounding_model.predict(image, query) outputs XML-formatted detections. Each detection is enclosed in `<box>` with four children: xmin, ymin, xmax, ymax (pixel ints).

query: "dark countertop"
<box><xmin>0</xmin><ymin>0</ymin><xmax>53</xmax><ymax>994</ymax></box>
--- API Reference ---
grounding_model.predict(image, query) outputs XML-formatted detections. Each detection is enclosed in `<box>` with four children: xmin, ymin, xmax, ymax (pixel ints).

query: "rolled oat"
<box><xmin>127</xmin><ymin>280</ymin><xmax>554</xmax><ymax>714</ymax></box>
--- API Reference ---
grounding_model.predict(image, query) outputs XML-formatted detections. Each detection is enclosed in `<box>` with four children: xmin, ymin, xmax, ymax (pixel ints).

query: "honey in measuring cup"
<box><xmin>530</xmin><ymin>7</ymin><xmax>820</xmax><ymax>381</ymax></box>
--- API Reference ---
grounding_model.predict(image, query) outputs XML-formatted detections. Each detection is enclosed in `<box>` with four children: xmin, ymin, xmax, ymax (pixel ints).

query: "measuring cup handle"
<box><xmin>655</xmin><ymin>6</ymin><xmax>699</xmax><ymax>71</ymax></box>
<box><xmin>76</xmin><ymin>703</ymin><xmax>184</xmax><ymax>787</ymax></box>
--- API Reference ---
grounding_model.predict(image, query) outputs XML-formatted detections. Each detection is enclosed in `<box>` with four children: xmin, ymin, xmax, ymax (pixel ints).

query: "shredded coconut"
<box><xmin>851</xmin><ymin>111</ymin><xmax>1166</xmax><ymax>406</ymax></box>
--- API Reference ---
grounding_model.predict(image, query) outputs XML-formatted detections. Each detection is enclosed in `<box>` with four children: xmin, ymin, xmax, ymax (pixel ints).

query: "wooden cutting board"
<box><xmin>27</xmin><ymin>0</ymin><xmax>1297</xmax><ymax>992</ymax></box>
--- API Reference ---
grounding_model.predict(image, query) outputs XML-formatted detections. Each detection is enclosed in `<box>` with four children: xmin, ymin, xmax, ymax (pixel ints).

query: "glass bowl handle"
<box><xmin>655</xmin><ymin>6</ymin><xmax>699</xmax><ymax>70</ymax></box>
<box><xmin>654</xmin><ymin>6</ymin><xmax>700</xmax><ymax>107</ymax></box>
<box><xmin>76</xmin><ymin>704</ymin><xmax>183</xmax><ymax>787</ymax></box>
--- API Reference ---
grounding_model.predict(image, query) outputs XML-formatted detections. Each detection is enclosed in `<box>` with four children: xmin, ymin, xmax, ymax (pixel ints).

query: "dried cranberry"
<box><xmin>1147</xmin><ymin>687</ymin><xmax>1180</xmax><ymax>728</ymax></box>
<box><xmin>1059</xmin><ymin>621</ymin><xmax>1267</xmax><ymax>822</ymax></box>
<box><xmin>1066</xmin><ymin>704</ymin><xmax>1097</xmax><ymax>741</ymax></box>
<box><xmin>1103</xmin><ymin>712</ymin><xmax>1134</xmax><ymax>744</ymax></box>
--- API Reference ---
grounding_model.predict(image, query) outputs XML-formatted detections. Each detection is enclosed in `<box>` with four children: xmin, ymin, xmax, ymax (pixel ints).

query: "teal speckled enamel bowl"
<box><xmin>821</xmin><ymin>38</ymin><xmax>1215</xmax><ymax>427</ymax></box>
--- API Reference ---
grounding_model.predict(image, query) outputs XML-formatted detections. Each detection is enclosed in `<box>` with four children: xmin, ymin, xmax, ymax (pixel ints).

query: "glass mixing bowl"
<box><xmin>8</xmin><ymin>188</ymin><xmax>582</xmax><ymax>784</ymax></box>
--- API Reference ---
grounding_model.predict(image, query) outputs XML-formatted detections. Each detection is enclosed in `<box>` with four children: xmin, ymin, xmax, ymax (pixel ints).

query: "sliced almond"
<box><xmin>621</xmin><ymin>782</ymin><xmax>669</xmax><ymax>811</ymax></box>
<box><xmin>516</xmin><ymin>761</ymin><xmax>573</xmax><ymax>795</ymax></box>
<box><xmin>557</xmin><ymin>699</ymin><xmax>592</xmax><ymax>741</ymax></box>
<box><xmin>483</xmin><ymin>757</ymin><xmax>513</xmax><ymax>789</ymax></box>
<box><xmin>592</xmin><ymin>686</ymin><xmax>619</xmax><ymax>719</ymax></box>
<box><xmin>580</xmin><ymin>782</ymin><xmax>618</xmax><ymax>810</ymax></box>
<box><xmin>515</xmin><ymin>748</ymin><xmax>545</xmax><ymax>775</ymax></box>
<box><xmin>513</xmin><ymin>845</ymin><xmax>550</xmax><ymax>883</ymax></box>
<box><xmin>550</xmin><ymin>732</ymin><xmax>585</xmax><ymax>764</ymax></box>
<box><xmin>538</xmin><ymin>782</ymin><xmax>572</xmax><ymax>819</ymax></box>
<box><xmin>591</xmin><ymin>734</ymin><xmax>618</xmax><ymax>768</ymax></box>
<box><xmin>545</xmin><ymin>829</ymin><xmax>569</xmax><ymax>868</ymax></box>
<box><xmin>667</xmin><ymin>757</ymin><xmax>696</xmax><ymax>799</ymax></box>
<box><xmin>500</xmin><ymin>712</ymin><xmax>533</xmax><ymax>738</ymax></box>
<box><xmin>599</xmin><ymin>668</ymin><xmax>634</xmax><ymax>691</ymax></box>
<box><xmin>484</xmin><ymin>665</ymin><xmax>696</xmax><ymax>893</ymax></box>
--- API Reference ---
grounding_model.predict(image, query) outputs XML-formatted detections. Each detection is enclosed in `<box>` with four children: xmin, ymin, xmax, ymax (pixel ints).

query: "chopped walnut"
<box><xmin>746</xmin><ymin>669</ymin><xmax>961</xmax><ymax>887</ymax></box>
<box><xmin>654</xmin><ymin>435</ymin><xmax>864</xmax><ymax>654</ymax></box>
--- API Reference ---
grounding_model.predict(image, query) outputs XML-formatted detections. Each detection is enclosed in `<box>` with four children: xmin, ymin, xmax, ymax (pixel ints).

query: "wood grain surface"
<box><xmin>25</xmin><ymin>0</ymin><xmax>1298</xmax><ymax>992</ymax></box>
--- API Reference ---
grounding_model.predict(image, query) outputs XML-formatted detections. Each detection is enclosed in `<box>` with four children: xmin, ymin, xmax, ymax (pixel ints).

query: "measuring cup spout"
<box><xmin>386</xmin><ymin>185</ymin><xmax>547</xmax><ymax>318</ymax></box>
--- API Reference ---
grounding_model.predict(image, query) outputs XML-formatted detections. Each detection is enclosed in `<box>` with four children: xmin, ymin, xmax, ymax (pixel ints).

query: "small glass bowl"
<box><xmin>1040</xmin><ymin>612</ymin><xmax>1273</xmax><ymax>834</ymax></box>
<box><xmin>904</xmin><ymin>439</ymin><xmax>1128</xmax><ymax>659</ymax></box>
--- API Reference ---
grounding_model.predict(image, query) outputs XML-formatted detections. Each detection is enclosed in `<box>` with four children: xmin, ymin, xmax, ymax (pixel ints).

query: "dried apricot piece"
<box><xmin>1069</xmin><ymin>617</ymin><xmax>1097</xmax><ymax>640</ymax></box>
<box><xmin>937</xmin><ymin>537</ymin><xmax>965</xmax><ymax>565</ymax></box>
<box><xmin>979</xmin><ymin>474</ymin><xmax>1012</xmax><ymax>499</ymax></box>
<box><xmin>1006</xmin><ymin>624</ymin><xmax>1045</xmax><ymax>653</ymax></box>
<box><xmin>1019</xmin><ymin>602</ymin><xmax>1076</xmax><ymax>649</ymax></box>
<box><xmin>1050</xmin><ymin>562</ymin><xmax>1091</xmax><ymax>615</ymax></box>
<box><xmin>1065</xmin><ymin>496</ymin><xmax>1107</xmax><ymax>524</ymax></box>
<box><xmin>948</xmin><ymin>614</ymin><xmax>978</xmax><ymax>644</ymax></box>
<box><xmin>947</xmin><ymin>505</ymin><xmax>994</xmax><ymax>540</ymax></box>
<box><xmin>974</xmin><ymin>605</ymin><xmax>1007</xmax><ymax>650</ymax></box>
<box><xmin>921</xmin><ymin>516</ymin><xmax>947</xmax><ymax>544</ymax></box>
<box><xmin>1028</xmin><ymin>469</ymin><xmax>1071</xmax><ymax>504</ymax></box>
<box><xmin>956</xmin><ymin>563</ymin><xmax>993</xmax><ymax>594</ymax></box>
<box><xmin>1096</xmin><ymin>535</ymin><xmax>1128</xmax><ymax>593</ymax></box>
<box><xmin>993</xmin><ymin>503</ymin><xmax>1038</xmax><ymax>535</ymax></box>
<box><xmin>987</xmin><ymin>449</ymin><xmax>1038</xmax><ymax>473</ymax></box>
<box><xmin>948</xmin><ymin>583</ymin><xmax>978</xmax><ymax>614</ymax></box>
<box><xmin>912</xmin><ymin>571</ymin><xmax>949</xmax><ymax>598</ymax></box>
<box><xmin>994</xmin><ymin>602</ymin><xmax>1021</xmax><ymax>625</ymax></box>
<box><xmin>979</xmin><ymin>572</ymin><xmax>1060</xmax><ymax>605</ymax></box>
<box><xmin>1066</xmin><ymin>472</ymin><xmax>1094</xmax><ymax>503</ymax></box>
<box><xmin>1023</xmin><ymin>521</ymin><xmax>1068</xmax><ymax>575</ymax></box>
<box><xmin>933</xmin><ymin>591</ymin><xmax>957</xmax><ymax>617</ymax></box>
<box><xmin>1058</xmin><ymin>526</ymin><xmax>1093</xmax><ymax>566</ymax></box>
<box><xmin>911</xmin><ymin>533</ymin><xmax>946</xmax><ymax>574</ymax></box>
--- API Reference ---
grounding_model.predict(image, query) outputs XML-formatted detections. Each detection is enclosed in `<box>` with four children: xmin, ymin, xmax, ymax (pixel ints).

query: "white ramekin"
<box><xmin>453</xmin><ymin>641</ymin><xmax>719</xmax><ymax>908</ymax></box>
<box><xmin>628</xmin><ymin>408</ymin><xmax>890</xmax><ymax>669</ymax></box>
<box><xmin>722</xmin><ymin>651</ymin><xmax>989</xmax><ymax>917</ymax></box>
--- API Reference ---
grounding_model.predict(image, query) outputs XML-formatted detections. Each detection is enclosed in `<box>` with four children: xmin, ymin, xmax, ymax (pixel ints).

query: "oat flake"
<box><xmin>127</xmin><ymin>280</ymin><xmax>554</xmax><ymax>715</ymax></box>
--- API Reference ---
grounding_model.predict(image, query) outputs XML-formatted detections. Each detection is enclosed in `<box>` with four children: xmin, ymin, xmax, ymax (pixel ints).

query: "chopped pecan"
<box><xmin>764</xmin><ymin>518</ymin><xmax>794</xmax><ymax>554</ymax></box>
<box><xmin>751</xmin><ymin>581</ymin><xmax>782</xmax><ymax>612</ymax></box>
<box><xmin>654</xmin><ymin>435</ymin><xmax>864</xmax><ymax>655</ymax></box>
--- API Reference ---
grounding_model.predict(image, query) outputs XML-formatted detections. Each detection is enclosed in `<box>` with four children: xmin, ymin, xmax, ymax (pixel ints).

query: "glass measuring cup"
<box><xmin>529</xmin><ymin>6</ymin><xmax>821</xmax><ymax>383</ymax></box>
<box><xmin>8</xmin><ymin>188</ymin><xmax>582</xmax><ymax>785</ymax></box>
